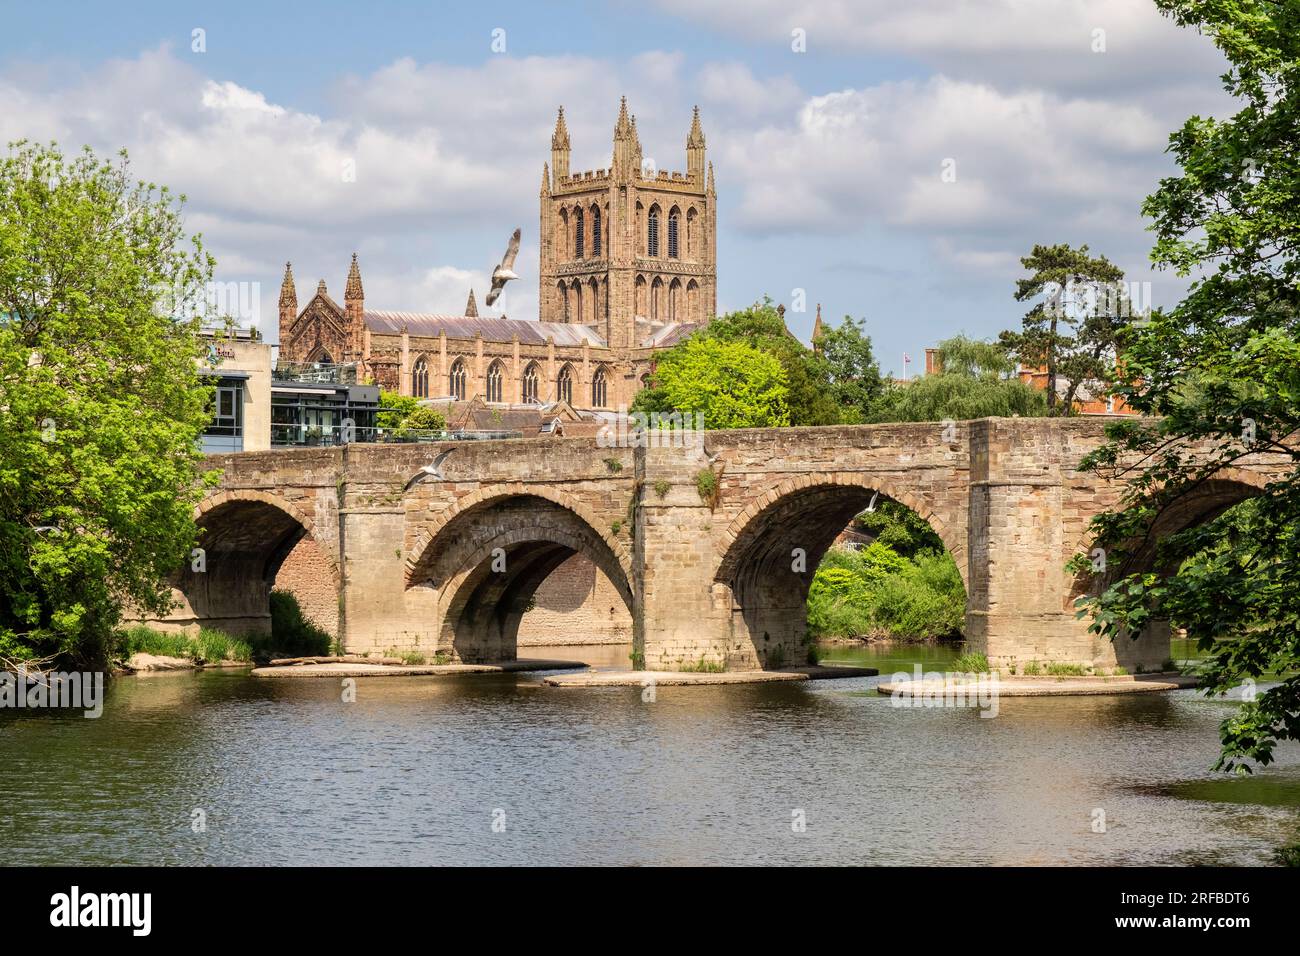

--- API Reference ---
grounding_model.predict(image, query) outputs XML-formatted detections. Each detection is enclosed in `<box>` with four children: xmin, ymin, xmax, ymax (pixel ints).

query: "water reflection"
<box><xmin>1</xmin><ymin>642</ymin><xmax>1296</xmax><ymax>865</ymax></box>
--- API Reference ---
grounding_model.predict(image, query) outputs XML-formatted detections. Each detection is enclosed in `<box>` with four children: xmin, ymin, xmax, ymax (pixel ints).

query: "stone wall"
<box><xmin>518</xmin><ymin>554</ymin><xmax>632</xmax><ymax>645</ymax></box>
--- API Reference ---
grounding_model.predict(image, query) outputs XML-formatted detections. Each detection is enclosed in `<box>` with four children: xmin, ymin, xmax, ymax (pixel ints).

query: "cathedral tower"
<box><xmin>538</xmin><ymin>99</ymin><xmax>717</xmax><ymax>352</ymax></box>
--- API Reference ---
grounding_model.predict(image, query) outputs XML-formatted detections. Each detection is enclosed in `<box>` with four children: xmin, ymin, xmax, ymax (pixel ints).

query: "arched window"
<box><xmin>558</xmin><ymin>281</ymin><xmax>570</xmax><ymax>322</ymax></box>
<box><xmin>573</xmin><ymin>280</ymin><xmax>583</xmax><ymax>326</ymax></box>
<box><xmin>667</xmin><ymin>208</ymin><xmax>680</xmax><ymax>259</ymax></box>
<box><xmin>687</xmin><ymin>279</ymin><xmax>700</xmax><ymax>323</ymax></box>
<box><xmin>574</xmin><ymin>207</ymin><xmax>585</xmax><ymax>260</ymax></box>
<box><xmin>591</xmin><ymin>365</ymin><xmax>608</xmax><ymax>408</ymax></box>
<box><xmin>412</xmin><ymin>356</ymin><xmax>429</xmax><ymax>398</ymax></box>
<box><xmin>669</xmin><ymin>278</ymin><xmax>681</xmax><ymax>322</ymax></box>
<box><xmin>588</xmin><ymin>278</ymin><xmax>599</xmax><ymax>326</ymax></box>
<box><xmin>635</xmin><ymin>274</ymin><xmax>647</xmax><ymax>317</ymax></box>
<box><xmin>558</xmin><ymin>208</ymin><xmax>569</xmax><ymax>260</ymax></box>
<box><xmin>557</xmin><ymin>364</ymin><xmax>573</xmax><ymax>405</ymax></box>
<box><xmin>686</xmin><ymin>207</ymin><xmax>698</xmax><ymax>260</ymax></box>
<box><xmin>449</xmin><ymin>359</ymin><xmax>466</xmax><ymax>401</ymax></box>
<box><xmin>651</xmin><ymin>276</ymin><xmax>663</xmax><ymax>323</ymax></box>
<box><xmin>591</xmin><ymin>205</ymin><xmax>602</xmax><ymax>258</ymax></box>
<box><xmin>523</xmin><ymin>362</ymin><xmax>540</xmax><ymax>404</ymax></box>
<box><xmin>647</xmin><ymin>206</ymin><xmax>660</xmax><ymax>257</ymax></box>
<box><xmin>486</xmin><ymin>360</ymin><xmax>503</xmax><ymax>403</ymax></box>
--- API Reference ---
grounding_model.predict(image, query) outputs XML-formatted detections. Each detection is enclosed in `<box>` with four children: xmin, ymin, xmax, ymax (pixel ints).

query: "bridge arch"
<box><xmin>405</xmin><ymin>485</ymin><xmax>634</xmax><ymax>662</ymax></box>
<box><xmin>713</xmin><ymin>473</ymin><xmax>964</xmax><ymax>669</ymax></box>
<box><xmin>168</xmin><ymin>490</ymin><xmax>340</xmax><ymax>635</ymax></box>
<box><xmin>1066</xmin><ymin>468</ymin><xmax>1268</xmax><ymax>670</ymax></box>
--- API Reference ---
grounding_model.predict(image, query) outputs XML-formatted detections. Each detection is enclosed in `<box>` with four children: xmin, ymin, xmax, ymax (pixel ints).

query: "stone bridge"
<box><xmin>161</xmin><ymin>417</ymin><xmax>1286</xmax><ymax>672</ymax></box>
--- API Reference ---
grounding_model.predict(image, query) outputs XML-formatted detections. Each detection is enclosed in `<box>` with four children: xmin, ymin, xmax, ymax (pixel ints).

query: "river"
<box><xmin>1</xmin><ymin>641</ymin><xmax>1297</xmax><ymax>865</ymax></box>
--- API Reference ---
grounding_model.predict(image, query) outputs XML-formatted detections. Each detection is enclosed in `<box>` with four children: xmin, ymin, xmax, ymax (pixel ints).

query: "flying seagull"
<box><xmin>485</xmin><ymin>228</ymin><xmax>521</xmax><ymax>307</ymax></box>
<box><xmin>864</xmin><ymin>491</ymin><xmax>879</xmax><ymax>513</ymax></box>
<box><xmin>403</xmin><ymin>449</ymin><xmax>455</xmax><ymax>492</ymax></box>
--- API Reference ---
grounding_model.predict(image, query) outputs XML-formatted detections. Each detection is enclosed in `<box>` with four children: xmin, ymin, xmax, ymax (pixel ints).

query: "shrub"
<box><xmin>265</xmin><ymin>590</ymin><xmax>333</xmax><ymax>658</ymax></box>
<box><xmin>950</xmin><ymin>651</ymin><xmax>990</xmax><ymax>673</ymax></box>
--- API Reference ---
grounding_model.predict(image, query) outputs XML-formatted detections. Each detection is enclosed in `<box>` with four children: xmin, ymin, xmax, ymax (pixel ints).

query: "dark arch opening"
<box><xmin>408</xmin><ymin>495</ymin><xmax>633</xmax><ymax>663</ymax></box>
<box><xmin>716</xmin><ymin>482</ymin><xmax>965</xmax><ymax>669</ymax></box>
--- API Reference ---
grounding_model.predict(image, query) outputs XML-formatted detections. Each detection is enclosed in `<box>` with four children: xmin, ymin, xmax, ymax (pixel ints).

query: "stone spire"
<box><xmin>541</xmin><ymin>161</ymin><xmax>551</xmax><ymax>195</ymax></box>
<box><xmin>465</xmin><ymin>288</ymin><xmax>479</xmax><ymax>318</ymax></box>
<box><xmin>278</xmin><ymin>262</ymin><xmax>297</xmax><ymax>310</ymax></box>
<box><xmin>687</xmin><ymin>105</ymin><xmax>706</xmax><ymax>182</ymax></box>
<box><xmin>613</xmin><ymin>97</ymin><xmax>638</xmax><ymax>180</ymax></box>
<box><xmin>317</xmin><ymin>279</ymin><xmax>328</xmax><ymax>296</ymax></box>
<box><xmin>630</xmin><ymin>114</ymin><xmax>643</xmax><ymax>176</ymax></box>
<box><xmin>345</xmin><ymin>252</ymin><xmax>364</xmax><ymax>302</ymax></box>
<box><xmin>278</xmin><ymin>262</ymin><xmax>298</xmax><ymax>358</ymax></box>
<box><xmin>687</xmin><ymin>106</ymin><xmax>705</xmax><ymax>147</ymax></box>
<box><xmin>551</xmin><ymin>107</ymin><xmax>570</xmax><ymax>181</ymax></box>
<box><xmin>707</xmin><ymin>160</ymin><xmax>716</xmax><ymax>196</ymax></box>
<box><xmin>812</xmin><ymin>303</ymin><xmax>825</xmax><ymax>354</ymax></box>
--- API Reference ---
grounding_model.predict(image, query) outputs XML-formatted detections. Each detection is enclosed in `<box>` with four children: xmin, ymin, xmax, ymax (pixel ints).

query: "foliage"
<box><xmin>870</xmin><ymin>334</ymin><xmax>1048</xmax><ymax>422</ymax></box>
<box><xmin>634</xmin><ymin>335</ymin><xmax>790</xmax><ymax>429</ymax></box>
<box><xmin>999</xmin><ymin>243</ymin><xmax>1132</xmax><ymax>414</ymax></box>
<box><xmin>376</xmin><ymin>390</ymin><xmax>418</xmax><ymax>430</ymax></box>
<box><xmin>119</xmin><ymin>625</ymin><xmax>251</xmax><ymax>663</ymax></box>
<box><xmin>853</xmin><ymin>501</ymin><xmax>945</xmax><ymax>559</ymax></box>
<box><xmin>951</xmin><ymin>651</ymin><xmax>990</xmax><ymax>673</ymax></box>
<box><xmin>1071</xmin><ymin>0</ymin><xmax>1300</xmax><ymax>773</ymax></box>
<box><xmin>267</xmin><ymin>590</ymin><xmax>333</xmax><ymax>658</ymax></box>
<box><xmin>635</xmin><ymin>298</ymin><xmax>882</xmax><ymax>426</ymax></box>
<box><xmin>395</xmin><ymin>404</ymin><xmax>446</xmax><ymax>436</ymax></box>
<box><xmin>807</xmin><ymin>543</ymin><xmax>965</xmax><ymax>641</ymax></box>
<box><xmin>0</xmin><ymin>142</ymin><xmax>217</xmax><ymax>666</ymax></box>
<box><xmin>695</xmin><ymin>468</ymin><xmax>720</xmax><ymax>508</ymax></box>
<box><xmin>813</xmin><ymin>314</ymin><xmax>885</xmax><ymax>422</ymax></box>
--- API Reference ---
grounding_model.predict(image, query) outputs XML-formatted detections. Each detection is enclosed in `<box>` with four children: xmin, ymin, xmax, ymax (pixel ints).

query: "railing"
<box><xmin>272</xmin><ymin>423</ymin><xmax>379</xmax><ymax>446</ymax></box>
<box><xmin>274</xmin><ymin>361</ymin><xmax>359</xmax><ymax>385</ymax></box>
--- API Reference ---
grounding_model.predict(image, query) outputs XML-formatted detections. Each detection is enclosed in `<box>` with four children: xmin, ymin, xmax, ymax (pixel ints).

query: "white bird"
<box><xmin>403</xmin><ymin>449</ymin><xmax>455</xmax><ymax>492</ymax></box>
<box><xmin>485</xmin><ymin>228</ymin><xmax>521</xmax><ymax>307</ymax></box>
<box><xmin>864</xmin><ymin>491</ymin><xmax>879</xmax><ymax>513</ymax></box>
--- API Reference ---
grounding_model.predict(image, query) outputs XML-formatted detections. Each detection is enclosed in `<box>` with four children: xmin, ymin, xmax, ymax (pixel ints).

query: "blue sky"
<box><xmin>0</xmin><ymin>1</ymin><xmax>1232</xmax><ymax>376</ymax></box>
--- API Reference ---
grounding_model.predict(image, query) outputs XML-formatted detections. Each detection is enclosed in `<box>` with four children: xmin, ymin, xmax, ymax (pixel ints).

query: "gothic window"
<box><xmin>667</xmin><ymin>208</ymin><xmax>680</xmax><ymax>259</ymax></box>
<box><xmin>686</xmin><ymin>207</ymin><xmax>699</xmax><ymax>260</ymax></box>
<box><xmin>651</xmin><ymin>276</ymin><xmax>663</xmax><ymax>323</ymax></box>
<box><xmin>574</xmin><ymin>207</ymin><xmax>585</xmax><ymax>259</ymax></box>
<box><xmin>647</xmin><ymin>206</ymin><xmax>660</xmax><ymax>257</ymax></box>
<box><xmin>635</xmin><ymin>274</ymin><xmax>647</xmax><ymax>317</ymax></box>
<box><xmin>412</xmin><ymin>356</ymin><xmax>429</xmax><ymax>398</ymax></box>
<box><xmin>591</xmin><ymin>365</ymin><xmax>608</xmax><ymax>408</ymax></box>
<box><xmin>449</xmin><ymin>359</ymin><xmax>466</xmax><ymax>401</ymax></box>
<box><xmin>557</xmin><ymin>364</ymin><xmax>573</xmax><ymax>405</ymax></box>
<box><xmin>669</xmin><ymin>278</ymin><xmax>681</xmax><ymax>322</ymax></box>
<box><xmin>523</xmin><ymin>362</ymin><xmax>540</xmax><ymax>404</ymax></box>
<box><xmin>574</xmin><ymin>280</ymin><xmax>583</xmax><ymax>326</ymax></box>
<box><xmin>591</xmin><ymin>205</ymin><xmax>602</xmax><ymax>258</ymax></box>
<box><xmin>588</xmin><ymin>278</ymin><xmax>599</xmax><ymax>325</ymax></box>
<box><xmin>687</xmin><ymin>279</ymin><xmax>700</xmax><ymax>323</ymax></box>
<box><xmin>486</xmin><ymin>360</ymin><xmax>503</xmax><ymax>403</ymax></box>
<box><xmin>559</xmin><ymin>281</ymin><xmax>570</xmax><ymax>322</ymax></box>
<box><xmin>558</xmin><ymin>208</ymin><xmax>569</xmax><ymax>260</ymax></box>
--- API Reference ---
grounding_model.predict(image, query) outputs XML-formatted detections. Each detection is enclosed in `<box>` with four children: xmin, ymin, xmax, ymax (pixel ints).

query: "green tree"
<box><xmin>1000</xmin><ymin>243</ymin><xmax>1130</xmax><ymax>414</ymax></box>
<box><xmin>816</xmin><ymin>315</ymin><xmax>885</xmax><ymax>422</ymax></box>
<box><xmin>635</xmin><ymin>336</ymin><xmax>789</xmax><ymax>429</ymax></box>
<box><xmin>1073</xmin><ymin>0</ymin><xmax>1300</xmax><ymax>772</ymax></box>
<box><xmin>376</xmin><ymin>390</ymin><xmax>418</xmax><ymax>430</ymax></box>
<box><xmin>397</xmin><ymin>405</ymin><xmax>447</xmax><ymax>436</ymax></box>
<box><xmin>853</xmin><ymin>501</ymin><xmax>945</xmax><ymax>559</ymax></box>
<box><xmin>871</xmin><ymin>334</ymin><xmax>1047</xmax><ymax>422</ymax></box>
<box><xmin>693</xmin><ymin>298</ymin><xmax>844</xmax><ymax>425</ymax></box>
<box><xmin>0</xmin><ymin>142</ymin><xmax>216</xmax><ymax>666</ymax></box>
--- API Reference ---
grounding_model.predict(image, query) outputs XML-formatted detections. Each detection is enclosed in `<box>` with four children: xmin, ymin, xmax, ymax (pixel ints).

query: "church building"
<box><xmin>276</xmin><ymin>98</ymin><xmax>717</xmax><ymax>413</ymax></box>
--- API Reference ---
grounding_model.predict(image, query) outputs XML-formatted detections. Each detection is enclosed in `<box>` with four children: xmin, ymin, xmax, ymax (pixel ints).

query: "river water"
<box><xmin>1</xmin><ymin>642</ymin><xmax>1297</xmax><ymax>866</ymax></box>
